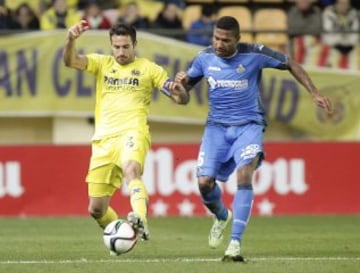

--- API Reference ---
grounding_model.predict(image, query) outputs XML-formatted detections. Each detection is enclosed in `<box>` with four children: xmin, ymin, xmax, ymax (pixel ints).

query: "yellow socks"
<box><xmin>96</xmin><ymin>206</ymin><xmax>118</xmax><ymax>229</ymax></box>
<box><xmin>93</xmin><ymin>179</ymin><xmax>148</xmax><ymax>229</ymax></box>
<box><xmin>128</xmin><ymin>179</ymin><xmax>148</xmax><ymax>224</ymax></box>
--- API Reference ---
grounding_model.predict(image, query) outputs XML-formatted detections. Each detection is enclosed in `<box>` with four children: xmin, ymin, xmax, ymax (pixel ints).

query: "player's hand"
<box><xmin>164</xmin><ymin>81</ymin><xmax>189</xmax><ymax>105</ymax></box>
<box><xmin>312</xmin><ymin>93</ymin><xmax>332</xmax><ymax>114</ymax></box>
<box><xmin>164</xmin><ymin>81</ymin><xmax>183</xmax><ymax>96</ymax></box>
<box><xmin>175</xmin><ymin>71</ymin><xmax>188</xmax><ymax>85</ymax></box>
<box><xmin>67</xmin><ymin>20</ymin><xmax>89</xmax><ymax>41</ymax></box>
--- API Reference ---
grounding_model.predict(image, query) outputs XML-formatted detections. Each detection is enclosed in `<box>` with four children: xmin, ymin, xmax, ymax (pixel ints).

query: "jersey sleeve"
<box><xmin>85</xmin><ymin>53</ymin><xmax>104</xmax><ymax>75</ymax></box>
<box><xmin>149</xmin><ymin>62</ymin><xmax>174</xmax><ymax>98</ymax></box>
<box><xmin>186</xmin><ymin>54</ymin><xmax>204</xmax><ymax>87</ymax></box>
<box><xmin>150</xmin><ymin>62</ymin><xmax>170</xmax><ymax>90</ymax></box>
<box><xmin>255</xmin><ymin>44</ymin><xmax>289</xmax><ymax>70</ymax></box>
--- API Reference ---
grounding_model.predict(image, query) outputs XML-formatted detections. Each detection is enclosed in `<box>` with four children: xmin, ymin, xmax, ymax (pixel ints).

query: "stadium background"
<box><xmin>1</xmin><ymin>0</ymin><xmax>360</xmax><ymax>217</ymax></box>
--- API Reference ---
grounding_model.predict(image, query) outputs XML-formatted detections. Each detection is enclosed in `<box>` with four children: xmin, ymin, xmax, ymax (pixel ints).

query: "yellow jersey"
<box><xmin>85</xmin><ymin>54</ymin><xmax>169</xmax><ymax>140</ymax></box>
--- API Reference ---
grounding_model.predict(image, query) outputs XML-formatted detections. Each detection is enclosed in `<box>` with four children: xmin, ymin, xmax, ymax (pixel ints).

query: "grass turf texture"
<box><xmin>0</xmin><ymin>216</ymin><xmax>359</xmax><ymax>273</ymax></box>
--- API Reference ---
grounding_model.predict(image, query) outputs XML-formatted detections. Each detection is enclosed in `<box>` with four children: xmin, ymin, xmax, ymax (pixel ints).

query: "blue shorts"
<box><xmin>197</xmin><ymin>123</ymin><xmax>264</xmax><ymax>182</ymax></box>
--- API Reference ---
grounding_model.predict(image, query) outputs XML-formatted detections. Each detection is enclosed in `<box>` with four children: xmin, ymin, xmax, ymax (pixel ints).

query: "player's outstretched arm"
<box><xmin>163</xmin><ymin>81</ymin><xmax>190</xmax><ymax>105</ymax></box>
<box><xmin>63</xmin><ymin>20</ymin><xmax>89</xmax><ymax>70</ymax></box>
<box><xmin>288</xmin><ymin>58</ymin><xmax>332</xmax><ymax>113</ymax></box>
<box><xmin>175</xmin><ymin>71</ymin><xmax>193</xmax><ymax>92</ymax></box>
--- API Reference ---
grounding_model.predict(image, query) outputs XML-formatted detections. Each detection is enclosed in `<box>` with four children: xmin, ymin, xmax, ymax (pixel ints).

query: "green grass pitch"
<box><xmin>0</xmin><ymin>215</ymin><xmax>359</xmax><ymax>273</ymax></box>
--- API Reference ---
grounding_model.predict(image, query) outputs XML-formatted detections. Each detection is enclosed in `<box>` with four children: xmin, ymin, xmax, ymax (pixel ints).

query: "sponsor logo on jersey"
<box><xmin>104</xmin><ymin>76</ymin><xmax>140</xmax><ymax>91</ymax></box>
<box><xmin>104</xmin><ymin>76</ymin><xmax>139</xmax><ymax>86</ymax></box>
<box><xmin>208</xmin><ymin>66</ymin><xmax>221</xmax><ymax>71</ymax></box>
<box><xmin>208</xmin><ymin>76</ymin><xmax>248</xmax><ymax>90</ymax></box>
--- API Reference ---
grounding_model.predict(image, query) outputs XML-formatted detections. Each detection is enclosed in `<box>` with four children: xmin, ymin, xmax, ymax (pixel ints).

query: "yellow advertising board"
<box><xmin>0</xmin><ymin>31</ymin><xmax>206</xmax><ymax>119</ymax></box>
<box><xmin>0</xmin><ymin>31</ymin><xmax>359</xmax><ymax>140</ymax></box>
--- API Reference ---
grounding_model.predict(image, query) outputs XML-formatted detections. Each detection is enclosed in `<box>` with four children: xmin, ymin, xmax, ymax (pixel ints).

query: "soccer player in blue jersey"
<box><xmin>175</xmin><ymin>16</ymin><xmax>332</xmax><ymax>262</ymax></box>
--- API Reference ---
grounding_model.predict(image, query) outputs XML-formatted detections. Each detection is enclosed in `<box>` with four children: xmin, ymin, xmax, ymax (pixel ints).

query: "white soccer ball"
<box><xmin>103</xmin><ymin>219</ymin><xmax>137</xmax><ymax>255</ymax></box>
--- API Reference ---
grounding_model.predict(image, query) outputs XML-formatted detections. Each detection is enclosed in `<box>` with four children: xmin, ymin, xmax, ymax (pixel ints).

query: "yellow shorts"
<box><xmin>88</xmin><ymin>181</ymin><xmax>117</xmax><ymax>197</ymax></box>
<box><xmin>86</xmin><ymin>131</ymin><xmax>150</xmax><ymax>197</ymax></box>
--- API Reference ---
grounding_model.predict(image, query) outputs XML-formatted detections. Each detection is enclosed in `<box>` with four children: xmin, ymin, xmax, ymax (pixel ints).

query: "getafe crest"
<box><xmin>236</xmin><ymin>64</ymin><xmax>245</xmax><ymax>73</ymax></box>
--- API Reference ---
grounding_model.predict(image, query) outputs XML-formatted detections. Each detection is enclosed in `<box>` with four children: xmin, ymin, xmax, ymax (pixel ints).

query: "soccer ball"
<box><xmin>103</xmin><ymin>219</ymin><xmax>137</xmax><ymax>255</ymax></box>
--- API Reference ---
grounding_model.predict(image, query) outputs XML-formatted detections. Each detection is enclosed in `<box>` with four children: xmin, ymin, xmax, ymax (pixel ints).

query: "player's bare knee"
<box><xmin>237</xmin><ymin>174</ymin><xmax>253</xmax><ymax>185</ymax></box>
<box><xmin>88</xmin><ymin>205</ymin><xmax>104</xmax><ymax>219</ymax></box>
<box><xmin>198</xmin><ymin>177</ymin><xmax>215</xmax><ymax>194</ymax></box>
<box><xmin>237</xmin><ymin>172</ymin><xmax>253</xmax><ymax>184</ymax></box>
<box><xmin>237</xmin><ymin>163</ymin><xmax>257</xmax><ymax>184</ymax></box>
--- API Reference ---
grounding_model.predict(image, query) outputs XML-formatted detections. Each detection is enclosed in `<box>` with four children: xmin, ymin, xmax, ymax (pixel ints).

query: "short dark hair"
<box><xmin>216</xmin><ymin>16</ymin><xmax>240</xmax><ymax>38</ymax></box>
<box><xmin>109</xmin><ymin>23</ymin><xmax>137</xmax><ymax>44</ymax></box>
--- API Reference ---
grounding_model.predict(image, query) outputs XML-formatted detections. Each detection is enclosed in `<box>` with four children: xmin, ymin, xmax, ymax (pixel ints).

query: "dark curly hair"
<box><xmin>109</xmin><ymin>23</ymin><xmax>137</xmax><ymax>44</ymax></box>
<box><xmin>216</xmin><ymin>16</ymin><xmax>240</xmax><ymax>39</ymax></box>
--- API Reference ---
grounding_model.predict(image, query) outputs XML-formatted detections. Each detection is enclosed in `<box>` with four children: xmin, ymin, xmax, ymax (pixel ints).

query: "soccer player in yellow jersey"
<box><xmin>63</xmin><ymin>21</ymin><xmax>189</xmax><ymax>243</ymax></box>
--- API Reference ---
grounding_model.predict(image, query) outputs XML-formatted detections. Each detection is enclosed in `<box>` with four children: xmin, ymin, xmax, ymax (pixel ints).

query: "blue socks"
<box><xmin>200</xmin><ymin>182</ymin><xmax>254</xmax><ymax>242</ymax></box>
<box><xmin>231</xmin><ymin>183</ymin><xmax>254</xmax><ymax>241</ymax></box>
<box><xmin>200</xmin><ymin>183</ymin><xmax>228</xmax><ymax>221</ymax></box>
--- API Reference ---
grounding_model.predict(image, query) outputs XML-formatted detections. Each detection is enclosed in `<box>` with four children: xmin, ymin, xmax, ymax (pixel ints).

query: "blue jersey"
<box><xmin>187</xmin><ymin>43</ymin><xmax>289</xmax><ymax>126</ymax></box>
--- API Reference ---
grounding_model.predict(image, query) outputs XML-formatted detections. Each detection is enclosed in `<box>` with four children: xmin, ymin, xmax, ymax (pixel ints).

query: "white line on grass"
<box><xmin>1</xmin><ymin>257</ymin><xmax>360</xmax><ymax>264</ymax></box>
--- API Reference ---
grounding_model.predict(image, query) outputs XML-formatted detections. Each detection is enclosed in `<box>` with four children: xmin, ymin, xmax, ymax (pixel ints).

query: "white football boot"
<box><xmin>222</xmin><ymin>240</ymin><xmax>246</xmax><ymax>262</ymax></box>
<box><xmin>208</xmin><ymin>209</ymin><xmax>232</xmax><ymax>248</ymax></box>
